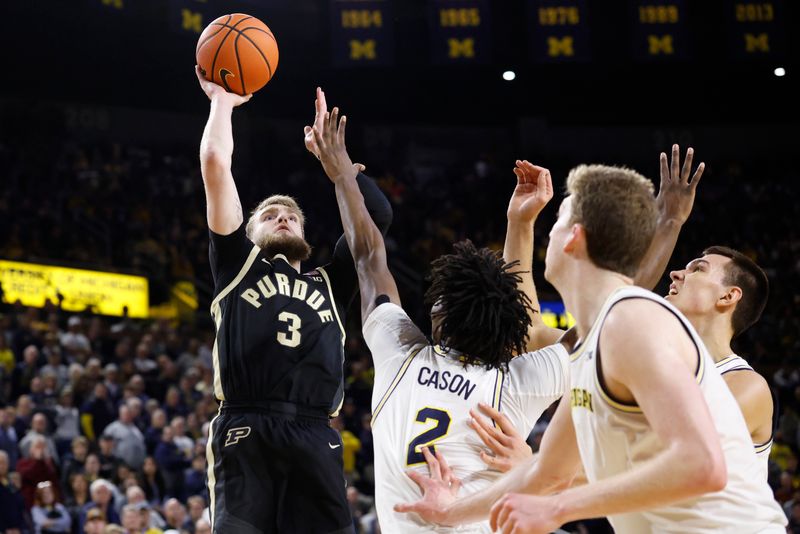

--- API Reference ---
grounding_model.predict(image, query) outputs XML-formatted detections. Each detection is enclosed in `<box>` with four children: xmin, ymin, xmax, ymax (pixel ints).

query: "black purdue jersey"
<box><xmin>209</xmin><ymin>224</ymin><xmax>356</xmax><ymax>415</ymax></box>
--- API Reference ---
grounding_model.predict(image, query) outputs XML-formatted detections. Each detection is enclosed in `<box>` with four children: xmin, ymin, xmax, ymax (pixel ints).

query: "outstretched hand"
<box><xmin>303</xmin><ymin>87</ymin><xmax>327</xmax><ymax>158</ymax></box>
<box><xmin>469</xmin><ymin>403</ymin><xmax>533</xmax><ymax>473</ymax></box>
<box><xmin>657</xmin><ymin>144</ymin><xmax>705</xmax><ymax>225</ymax></box>
<box><xmin>507</xmin><ymin>161</ymin><xmax>554</xmax><ymax>224</ymax></box>
<box><xmin>393</xmin><ymin>446</ymin><xmax>461</xmax><ymax>526</ymax></box>
<box><xmin>195</xmin><ymin>66</ymin><xmax>252</xmax><ymax>106</ymax></box>
<box><xmin>312</xmin><ymin>106</ymin><xmax>365</xmax><ymax>184</ymax></box>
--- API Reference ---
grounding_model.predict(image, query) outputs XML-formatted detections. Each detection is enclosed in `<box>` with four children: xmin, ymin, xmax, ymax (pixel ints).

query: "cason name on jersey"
<box><xmin>416</xmin><ymin>366</ymin><xmax>477</xmax><ymax>401</ymax></box>
<box><xmin>238</xmin><ymin>267</ymin><xmax>334</xmax><ymax>324</ymax></box>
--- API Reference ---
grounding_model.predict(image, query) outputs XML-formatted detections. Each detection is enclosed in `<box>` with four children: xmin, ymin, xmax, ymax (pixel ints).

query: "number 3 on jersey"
<box><xmin>406</xmin><ymin>407</ymin><xmax>451</xmax><ymax>465</ymax></box>
<box><xmin>277</xmin><ymin>312</ymin><xmax>301</xmax><ymax>347</ymax></box>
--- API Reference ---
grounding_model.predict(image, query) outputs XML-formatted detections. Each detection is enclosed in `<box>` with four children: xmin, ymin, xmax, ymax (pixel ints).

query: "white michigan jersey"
<box><xmin>363</xmin><ymin>303</ymin><xmax>569</xmax><ymax>533</ymax></box>
<box><xmin>569</xmin><ymin>286</ymin><xmax>786</xmax><ymax>534</ymax></box>
<box><xmin>716</xmin><ymin>353</ymin><xmax>773</xmax><ymax>479</ymax></box>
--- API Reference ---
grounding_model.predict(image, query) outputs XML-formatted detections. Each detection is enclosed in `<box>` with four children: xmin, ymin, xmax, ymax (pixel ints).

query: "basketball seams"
<box><xmin>239</xmin><ymin>28</ymin><xmax>275</xmax><ymax>79</ymax></box>
<box><xmin>208</xmin><ymin>15</ymin><xmax>254</xmax><ymax>85</ymax></box>
<box><xmin>233</xmin><ymin>33</ymin><xmax>247</xmax><ymax>96</ymax></box>
<box><xmin>196</xmin><ymin>14</ymin><xmax>231</xmax><ymax>56</ymax></box>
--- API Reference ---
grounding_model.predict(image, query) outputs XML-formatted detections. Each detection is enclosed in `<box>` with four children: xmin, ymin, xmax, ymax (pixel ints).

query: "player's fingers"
<box><xmin>405</xmin><ymin>469</ymin><xmax>428</xmax><ymax>492</ymax></box>
<box><xmin>480</xmin><ymin>450</ymin><xmax>507</xmax><ymax>471</ymax></box>
<box><xmin>671</xmin><ymin>143</ymin><xmax>680</xmax><ymax>180</ymax></box>
<box><xmin>659</xmin><ymin>152</ymin><xmax>669</xmax><ymax>187</ymax></box>
<box><xmin>312</xmin><ymin>126</ymin><xmax>326</xmax><ymax>151</ymax></box>
<box><xmin>421</xmin><ymin>446</ymin><xmax>442</xmax><ymax>480</ymax></box>
<box><xmin>680</xmin><ymin>147</ymin><xmax>694</xmax><ymax>184</ymax></box>
<box><xmin>489</xmin><ymin>497</ymin><xmax>506</xmax><ymax>531</ymax></box>
<box><xmin>354</xmin><ymin>163</ymin><xmax>366</xmax><ymax>172</ymax></box>
<box><xmin>690</xmin><ymin>162</ymin><xmax>705</xmax><ymax>188</ymax></box>
<box><xmin>495</xmin><ymin>502</ymin><xmax>513</xmax><ymax>534</ymax></box>
<box><xmin>393</xmin><ymin>502</ymin><xmax>418</xmax><ymax>513</ymax></box>
<box><xmin>513</xmin><ymin>167</ymin><xmax>524</xmax><ymax>184</ymax></box>
<box><xmin>328</xmin><ymin>109</ymin><xmax>339</xmax><ymax>141</ymax></box>
<box><xmin>337</xmin><ymin>114</ymin><xmax>347</xmax><ymax>144</ymax></box>
<box><xmin>469</xmin><ymin>416</ymin><xmax>504</xmax><ymax>452</ymax></box>
<box><xmin>435</xmin><ymin>449</ymin><xmax>453</xmax><ymax>479</ymax></box>
<box><xmin>478</xmin><ymin>403</ymin><xmax>521</xmax><ymax>438</ymax></box>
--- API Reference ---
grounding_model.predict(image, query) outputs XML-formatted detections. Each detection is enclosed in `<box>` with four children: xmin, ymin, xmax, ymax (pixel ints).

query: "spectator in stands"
<box><xmin>144</xmin><ymin>410</ymin><xmax>166</xmax><ymax>456</ymax></box>
<box><xmin>186</xmin><ymin>495</ymin><xmax>205</xmax><ymax>529</ymax></box>
<box><xmin>18</xmin><ymin>435</ymin><xmax>61</xmax><ymax>509</ymax></box>
<box><xmin>133</xmin><ymin>344</ymin><xmax>157</xmax><ymax>377</ymax></box>
<box><xmin>82</xmin><ymin>506</ymin><xmax>107</xmax><ymax>534</ymax></box>
<box><xmin>162</xmin><ymin>498</ymin><xmax>190</xmax><ymax>532</ymax></box>
<box><xmin>12</xmin><ymin>345</ymin><xmax>40</xmax><ymax>398</ymax></box>
<box><xmin>20</xmin><ymin>412</ymin><xmax>60</xmax><ymax>464</ymax></box>
<box><xmin>42</xmin><ymin>344</ymin><xmax>70</xmax><ymax>390</ymax></box>
<box><xmin>125</xmin><ymin>486</ymin><xmax>166</xmax><ymax>531</ymax></box>
<box><xmin>13</xmin><ymin>395</ymin><xmax>34</xmax><ymax>439</ymax></box>
<box><xmin>126</xmin><ymin>398</ymin><xmax>147</xmax><ymax>433</ymax></box>
<box><xmin>54</xmin><ymin>387</ymin><xmax>81</xmax><ymax>455</ymax></box>
<box><xmin>0</xmin><ymin>450</ymin><xmax>25</xmax><ymax>533</ymax></box>
<box><xmin>137</xmin><ymin>457</ymin><xmax>164</xmax><ymax>506</ymax></box>
<box><xmin>120</xmin><ymin>503</ymin><xmax>145</xmax><ymax>534</ymax></box>
<box><xmin>0</xmin><ymin>406</ymin><xmax>19</xmax><ymax>470</ymax></box>
<box><xmin>103</xmin><ymin>405</ymin><xmax>146</xmax><ymax>470</ymax></box>
<box><xmin>103</xmin><ymin>364</ymin><xmax>121</xmax><ymax>405</ymax></box>
<box><xmin>169</xmin><ymin>418</ymin><xmax>192</xmax><ymax>458</ymax></box>
<box><xmin>81</xmin><ymin>383</ymin><xmax>115</xmax><ymax>442</ymax></box>
<box><xmin>65</xmin><ymin>473</ymin><xmax>91</xmax><ymax>531</ymax></box>
<box><xmin>31</xmin><ymin>480</ymin><xmax>71</xmax><ymax>533</ymax></box>
<box><xmin>162</xmin><ymin>389</ymin><xmax>186</xmax><ymax>422</ymax></box>
<box><xmin>153</xmin><ymin>427</ymin><xmax>188</xmax><ymax>499</ymax></box>
<box><xmin>183</xmin><ymin>455</ymin><xmax>206</xmax><ymax>501</ymax></box>
<box><xmin>97</xmin><ymin>435</ymin><xmax>121</xmax><ymax>481</ymax></box>
<box><xmin>61</xmin><ymin>436</ymin><xmax>90</xmax><ymax>491</ymax></box>
<box><xmin>61</xmin><ymin>316</ymin><xmax>91</xmax><ymax>362</ymax></box>
<box><xmin>194</xmin><ymin>518</ymin><xmax>211</xmax><ymax>534</ymax></box>
<box><xmin>80</xmin><ymin>479</ymin><xmax>119</xmax><ymax>531</ymax></box>
<box><xmin>78</xmin><ymin>455</ymin><xmax>98</xmax><ymax>487</ymax></box>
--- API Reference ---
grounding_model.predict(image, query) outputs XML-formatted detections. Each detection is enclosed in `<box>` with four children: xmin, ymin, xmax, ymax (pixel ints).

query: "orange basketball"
<box><xmin>196</xmin><ymin>13</ymin><xmax>279</xmax><ymax>96</ymax></box>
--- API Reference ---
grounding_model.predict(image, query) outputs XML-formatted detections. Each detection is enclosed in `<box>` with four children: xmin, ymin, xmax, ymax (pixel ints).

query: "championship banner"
<box><xmin>169</xmin><ymin>0</ymin><xmax>214</xmax><ymax>35</ymax></box>
<box><xmin>527</xmin><ymin>0</ymin><xmax>590</xmax><ymax>63</ymax></box>
<box><xmin>540</xmin><ymin>301</ymin><xmax>576</xmax><ymax>329</ymax></box>
<box><xmin>428</xmin><ymin>0</ymin><xmax>491</xmax><ymax>64</ymax></box>
<box><xmin>330</xmin><ymin>0</ymin><xmax>394</xmax><ymax>67</ymax></box>
<box><xmin>0</xmin><ymin>260</ymin><xmax>149</xmax><ymax>318</ymax></box>
<box><xmin>726</xmin><ymin>0</ymin><xmax>785</xmax><ymax>59</ymax></box>
<box><xmin>629</xmin><ymin>0</ymin><xmax>689</xmax><ymax>61</ymax></box>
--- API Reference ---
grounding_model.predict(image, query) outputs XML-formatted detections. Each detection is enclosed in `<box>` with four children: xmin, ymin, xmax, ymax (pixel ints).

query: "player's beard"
<box><xmin>256</xmin><ymin>232</ymin><xmax>312</xmax><ymax>263</ymax></box>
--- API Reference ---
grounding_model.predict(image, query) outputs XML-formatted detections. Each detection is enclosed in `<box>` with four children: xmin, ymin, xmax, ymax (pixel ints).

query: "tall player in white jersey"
<box><xmin>397</xmin><ymin>163</ymin><xmax>786</xmax><ymax>533</ymax></box>
<box><xmin>310</xmin><ymin>109</ymin><xmax>571</xmax><ymax>532</ymax></box>
<box><xmin>666</xmin><ymin>245</ymin><xmax>774</xmax><ymax>477</ymax></box>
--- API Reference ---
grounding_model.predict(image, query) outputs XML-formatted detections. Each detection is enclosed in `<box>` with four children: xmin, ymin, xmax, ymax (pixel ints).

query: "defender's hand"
<box><xmin>312</xmin><ymin>107</ymin><xmax>364</xmax><ymax>184</ymax></box>
<box><xmin>507</xmin><ymin>161</ymin><xmax>554</xmax><ymax>224</ymax></box>
<box><xmin>394</xmin><ymin>447</ymin><xmax>462</xmax><ymax>526</ymax></box>
<box><xmin>195</xmin><ymin>66</ymin><xmax>252</xmax><ymax>106</ymax></box>
<box><xmin>491</xmin><ymin>493</ymin><xmax>562</xmax><ymax>534</ymax></box>
<box><xmin>657</xmin><ymin>144</ymin><xmax>705</xmax><ymax>225</ymax></box>
<box><xmin>303</xmin><ymin>87</ymin><xmax>328</xmax><ymax>158</ymax></box>
<box><xmin>469</xmin><ymin>403</ymin><xmax>533</xmax><ymax>473</ymax></box>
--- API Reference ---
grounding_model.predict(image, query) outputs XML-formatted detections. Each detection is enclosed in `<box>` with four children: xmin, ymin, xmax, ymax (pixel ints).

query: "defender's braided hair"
<box><xmin>424</xmin><ymin>240</ymin><xmax>535</xmax><ymax>370</ymax></box>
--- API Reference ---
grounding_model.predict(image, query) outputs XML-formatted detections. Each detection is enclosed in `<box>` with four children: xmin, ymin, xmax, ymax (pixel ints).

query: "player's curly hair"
<box><xmin>424</xmin><ymin>240</ymin><xmax>534</xmax><ymax>371</ymax></box>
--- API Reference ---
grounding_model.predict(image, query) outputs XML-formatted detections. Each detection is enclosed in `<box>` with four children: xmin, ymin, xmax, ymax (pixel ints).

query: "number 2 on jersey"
<box><xmin>277</xmin><ymin>312</ymin><xmax>301</xmax><ymax>347</ymax></box>
<box><xmin>406</xmin><ymin>407</ymin><xmax>451</xmax><ymax>465</ymax></box>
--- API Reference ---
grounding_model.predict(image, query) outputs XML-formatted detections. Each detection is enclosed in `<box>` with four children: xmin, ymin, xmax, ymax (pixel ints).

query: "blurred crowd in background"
<box><xmin>0</xmin><ymin>126</ymin><xmax>798</xmax><ymax>534</ymax></box>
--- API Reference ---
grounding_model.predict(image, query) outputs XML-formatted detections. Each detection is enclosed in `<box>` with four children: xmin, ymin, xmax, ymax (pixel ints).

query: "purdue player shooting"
<box><xmin>312</xmin><ymin>108</ymin><xmax>571</xmax><ymax>533</ymax></box>
<box><xmin>196</xmin><ymin>72</ymin><xmax>391</xmax><ymax>533</ymax></box>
